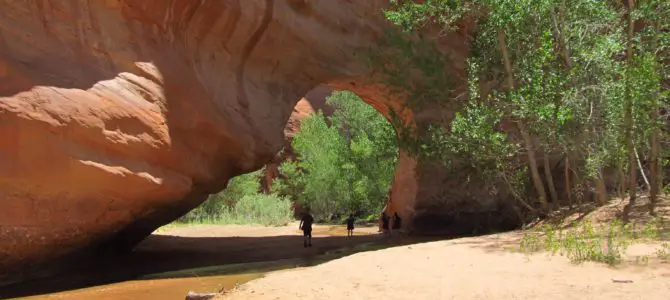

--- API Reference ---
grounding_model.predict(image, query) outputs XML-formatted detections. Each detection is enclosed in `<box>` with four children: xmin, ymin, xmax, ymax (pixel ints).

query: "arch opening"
<box><xmin>178</xmin><ymin>85</ymin><xmax>400</xmax><ymax>229</ymax></box>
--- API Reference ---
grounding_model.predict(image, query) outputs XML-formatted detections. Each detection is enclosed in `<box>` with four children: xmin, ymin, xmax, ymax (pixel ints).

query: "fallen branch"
<box><xmin>634</xmin><ymin>147</ymin><xmax>650</xmax><ymax>190</ymax></box>
<box><xmin>185</xmin><ymin>291</ymin><xmax>218</xmax><ymax>300</ymax></box>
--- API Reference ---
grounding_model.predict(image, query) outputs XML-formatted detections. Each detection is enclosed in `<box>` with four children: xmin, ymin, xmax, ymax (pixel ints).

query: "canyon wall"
<box><xmin>259</xmin><ymin>85</ymin><xmax>334</xmax><ymax>193</ymax></box>
<box><xmin>0</xmin><ymin>0</ymin><xmax>501</xmax><ymax>283</ymax></box>
<box><xmin>0</xmin><ymin>0</ymin><xmax>395</xmax><ymax>282</ymax></box>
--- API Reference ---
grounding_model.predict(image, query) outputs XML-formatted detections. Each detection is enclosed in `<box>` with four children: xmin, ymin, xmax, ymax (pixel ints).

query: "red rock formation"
<box><xmin>0</xmin><ymin>0</ymin><xmax>485</xmax><ymax>284</ymax></box>
<box><xmin>0</xmin><ymin>0</ymin><xmax>397</xmax><ymax>283</ymax></box>
<box><xmin>260</xmin><ymin>85</ymin><xmax>334</xmax><ymax>193</ymax></box>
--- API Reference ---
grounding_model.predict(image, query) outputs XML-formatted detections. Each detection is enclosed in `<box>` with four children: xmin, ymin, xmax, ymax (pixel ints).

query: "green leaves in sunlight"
<box><xmin>274</xmin><ymin>91</ymin><xmax>398</xmax><ymax>221</ymax></box>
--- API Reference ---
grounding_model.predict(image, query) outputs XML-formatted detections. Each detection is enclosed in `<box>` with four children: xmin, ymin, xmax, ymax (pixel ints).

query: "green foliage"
<box><xmin>179</xmin><ymin>192</ymin><xmax>292</xmax><ymax>227</ymax></box>
<box><xmin>657</xmin><ymin>242</ymin><xmax>670</xmax><ymax>261</ymax></box>
<box><xmin>274</xmin><ymin>91</ymin><xmax>398</xmax><ymax>221</ymax></box>
<box><xmin>384</xmin><ymin>0</ymin><xmax>471</xmax><ymax>32</ymax></box>
<box><xmin>377</xmin><ymin>0</ymin><xmax>669</xmax><ymax>215</ymax></box>
<box><xmin>219</xmin><ymin>193</ymin><xmax>293</xmax><ymax>226</ymax></box>
<box><xmin>520</xmin><ymin>218</ymin><xmax>668</xmax><ymax>266</ymax></box>
<box><xmin>179</xmin><ymin>171</ymin><xmax>263</xmax><ymax>223</ymax></box>
<box><xmin>179</xmin><ymin>91</ymin><xmax>397</xmax><ymax>226</ymax></box>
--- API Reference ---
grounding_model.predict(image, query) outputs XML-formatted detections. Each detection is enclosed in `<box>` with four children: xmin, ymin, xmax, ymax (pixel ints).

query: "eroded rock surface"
<box><xmin>260</xmin><ymin>85</ymin><xmax>334</xmax><ymax>193</ymax></box>
<box><xmin>0</xmin><ymin>0</ymin><xmax>506</xmax><ymax>284</ymax></box>
<box><xmin>0</xmin><ymin>0</ymin><xmax>392</xmax><ymax>283</ymax></box>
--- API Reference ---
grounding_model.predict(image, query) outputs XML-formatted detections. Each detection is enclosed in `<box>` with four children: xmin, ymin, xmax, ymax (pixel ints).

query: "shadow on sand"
<box><xmin>1</xmin><ymin>230</ymin><xmax>439</xmax><ymax>299</ymax></box>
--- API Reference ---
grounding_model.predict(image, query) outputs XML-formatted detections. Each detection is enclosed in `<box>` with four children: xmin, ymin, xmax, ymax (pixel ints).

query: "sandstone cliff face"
<box><xmin>0</xmin><ymin>0</ymin><xmax>394</xmax><ymax>283</ymax></box>
<box><xmin>0</xmin><ymin>0</ymin><xmax>491</xmax><ymax>284</ymax></box>
<box><xmin>260</xmin><ymin>85</ymin><xmax>334</xmax><ymax>193</ymax></box>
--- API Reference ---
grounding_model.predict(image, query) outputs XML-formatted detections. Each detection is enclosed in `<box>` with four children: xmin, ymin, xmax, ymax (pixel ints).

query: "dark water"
<box><xmin>20</xmin><ymin>273</ymin><xmax>262</xmax><ymax>300</ymax></box>
<box><xmin>7</xmin><ymin>225</ymin><xmax>429</xmax><ymax>300</ymax></box>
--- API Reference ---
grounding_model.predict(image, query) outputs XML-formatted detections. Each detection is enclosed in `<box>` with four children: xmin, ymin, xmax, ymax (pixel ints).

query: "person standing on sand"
<box><xmin>392</xmin><ymin>212</ymin><xmax>402</xmax><ymax>230</ymax></box>
<box><xmin>378</xmin><ymin>204</ymin><xmax>386</xmax><ymax>232</ymax></box>
<box><xmin>380</xmin><ymin>211</ymin><xmax>390</xmax><ymax>235</ymax></box>
<box><xmin>386</xmin><ymin>198</ymin><xmax>397</xmax><ymax>236</ymax></box>
<box><xmin>299</xmin><ymin>209</ymin><xmax>314</xmax><ymax>248</ymax></box>
<box><xmin>346</xmin><ymin>214</ymin><xmax>355</xmax><ymax>238</ymax></box>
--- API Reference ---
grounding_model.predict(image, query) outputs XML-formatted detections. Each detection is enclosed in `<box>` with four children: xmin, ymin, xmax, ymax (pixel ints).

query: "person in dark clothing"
<box><xmin>381</xmin><ymin>212</ymin><xmax>390</xmax><ymax>235</ymax></box>
<box><xmin>346</xmin><ymin>214</ymin><xmax>355</xmax><ymax>238</ymax></box>
<box><xmin>392</xmin><ymin>212</ymin><xmax>402</xmax><ymax>230</ymax></box>
<box><xmin>299</xmin><ymin>210</ymin><xmax>314</xmax><ymax>247</ymax></box>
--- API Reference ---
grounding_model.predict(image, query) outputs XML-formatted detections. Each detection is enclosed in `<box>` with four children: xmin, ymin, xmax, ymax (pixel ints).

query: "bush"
<box><xmin>221</xmin><ymin>193</ymin><xmax>294</xmax><ymax>226</ymax></box>
<box><xmin>178</xmin><ymin>171</ymin><xmax>263</xmax><ymax>223</ymax></box>
<box><xmin>519</xmin><ymin>218</ymin><xmax>668</xmax><ymax>266</ymax></box>
<box><xmin>178</xmin><ymin>193</ymin><xmax>293</xmax><ymax>227</ymax></box>
<box><xmin>177</xmin><ymin>169</ymin><xmax>293</xmax><ymax>226</ymax></box>
<box><xmin>275</xmin><ymin>91</ymin><xmax>397</xmax><ymax>220</ymax></box>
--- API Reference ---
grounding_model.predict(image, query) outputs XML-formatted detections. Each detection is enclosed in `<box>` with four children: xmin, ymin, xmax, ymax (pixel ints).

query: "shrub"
<box><xmin>178</xmin><ymin>193</ymin><xmax>293</xmax><ymax>227</ymax></box>
<box><xmin>222</xmin><ymin>193</ymin><xmax>294</xmax><ymax>226</ymax></box>
<box><xmin>519</xmin><ymin>219</ymin><xmax>667</xmax><ymax>266</ymax></box>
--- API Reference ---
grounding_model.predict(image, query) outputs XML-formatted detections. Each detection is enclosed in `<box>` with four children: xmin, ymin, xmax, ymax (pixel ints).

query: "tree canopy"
<box><xmin>273</xmin><ymin>91</ymin><xmax>398</xmax><ymax>221</ymax></box>
<box><xmin>378</xmin><ymin>0</ymin><xmax>668</xmax><ymax>217</ymax></box>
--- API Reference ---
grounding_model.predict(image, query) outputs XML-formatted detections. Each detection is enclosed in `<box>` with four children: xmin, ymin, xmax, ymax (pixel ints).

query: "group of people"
<box><xmin>298</xmin><ymin>210</ymin><xmax>358</xmax><ymax>248</ymax></box>
<box><xmin>380</xmin><ymin>211</ymin><xmax>402</xmax><ymax>234</ymax></box>
<box><xmin>297</xmin><ymin>202</ymin><xmax>402</xmax><ymax>248</ymax></box>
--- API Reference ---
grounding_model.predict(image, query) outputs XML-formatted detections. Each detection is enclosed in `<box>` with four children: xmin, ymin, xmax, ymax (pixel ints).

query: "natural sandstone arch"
<box><xmin>259</xmin><ymin>85</ymin><xmax>335</xmax><ymax>195</ymax></box>
<box><xmin>0</xmin><ymin>0</ymin><xmax>396</xmax><ymax>284</ymax></box>
<box><xmin>260</xmin><ymin>83</ymin><xmax>415</xmax><ymax>225</ymax></box>
<box><xmin>0</xmin><ymin>0</ymin><xmax>511</xmax><ymax>285</ymax></box>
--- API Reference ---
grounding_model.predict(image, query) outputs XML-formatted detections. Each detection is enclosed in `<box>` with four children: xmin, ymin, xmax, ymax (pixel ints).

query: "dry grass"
<box><xmin>518</xmin><ymin>194</ymin><xmax>670</xmax><ymax>266</ymax></box>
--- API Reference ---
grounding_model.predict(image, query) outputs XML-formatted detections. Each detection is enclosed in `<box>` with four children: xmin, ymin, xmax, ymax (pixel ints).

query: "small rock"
<box><xmin>611</xmin><ymin>279</ymin><xmax>634</xmax><ymax>284</ymax></box>
<box><xmin>185</xmin><ymin>291</ymin><xmax>218</xmax><ymax>300</ymax></box>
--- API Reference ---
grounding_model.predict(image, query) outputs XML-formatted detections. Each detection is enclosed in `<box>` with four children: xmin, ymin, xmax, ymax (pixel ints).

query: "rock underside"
<box><xmin>0</xmin><ymin>0</ymin><xmax>546</xmax><ymax>284</ymax></box>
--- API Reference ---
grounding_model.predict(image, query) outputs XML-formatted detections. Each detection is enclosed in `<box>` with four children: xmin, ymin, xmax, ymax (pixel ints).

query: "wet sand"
<box><xmin>21</xmin><ymin>273</ymin><xmax>262</xmax><ymax>300</ymax></box>
<box><xmin>4</xmin><ymin>223</ymin><xmax>383</xmax><ymax>299</ymax></box>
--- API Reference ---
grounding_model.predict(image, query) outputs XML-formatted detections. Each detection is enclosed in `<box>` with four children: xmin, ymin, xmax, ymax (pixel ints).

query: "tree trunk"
<box><xmin>551</xmin><ymin>2</ymin><xmax>575</xmax><ymax>210</ymax></box>
<box><xmin>618</xmin><ymin>167</ymin><xmax>626</xmax><ymax>199</ymax></box>
<box><xmin>635</xmin><ymin>147</ymin><xmax>650</xmax><ymax>189</ymax></box>
<box><xmin>501</xmin><ymin>167</ymin><xmax>535</xmax><ymax>212</ymax></box>
<box><xmin>649</xmin><ymin>19</ymin><xmax>661</xmax><ymax>215</ymax></box>
<box><xmin>543</xmin><ymin>151</ymin><xmax>560</xmax><ymax>209</ymax></box>
<box><xmin>551</xmin><ymin>1</ymin><xmax>574</xmax><ymax>71</ymax></box>
<box><xmin>623</xmin><ymin>0</ymin><xmax>637</xmax><ymax>222</ymax></box>
<box><xmin>564</xmin><ymin>154</ymin><xmax>573</xmax><ymax>208</ymax></box>
<box><xmin>519</xmin><ymin>122</ymin><xmax>551</xmax><ymax>213</ymax></box>
<box><xmin>650</xmin><ymin>118</ymin><xmax>659</xmax><ymax>214</ymax></box>
<box><xmin>595</xmin><ymin>175</ymin><xmax>607</xmax><ymax>205</ymax></box>
<box><xmin>497</xmin><ymin>29</ymin><xmax>551</xmax><ymax>213</ymax></box>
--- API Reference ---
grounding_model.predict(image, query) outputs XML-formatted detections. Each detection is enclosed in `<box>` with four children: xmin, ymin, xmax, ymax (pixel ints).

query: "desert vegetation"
<box><xmin>181</xmin><ymin>0</ymin><xmax>667</xmax><ymax>232</ymax></box>
<box><xmin>376</xmin><ymin>0</ymin><xmax>668</xmax><ymax>221</ymax></box>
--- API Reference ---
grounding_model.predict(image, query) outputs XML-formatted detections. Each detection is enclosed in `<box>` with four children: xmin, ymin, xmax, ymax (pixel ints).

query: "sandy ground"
<box><xmin>220</xmin><ymin>232</ymin><xmax>670</xmax><ymax>300</ymax></box>
<box><xmin>5</xmin><ymin>223</ymin><xmax>382</xmax><ymax>299</ymax></box>
<box><xmin>9</xmin><ymin>202</ymin><xmax>669</xmax><ymax>300</ymax></box>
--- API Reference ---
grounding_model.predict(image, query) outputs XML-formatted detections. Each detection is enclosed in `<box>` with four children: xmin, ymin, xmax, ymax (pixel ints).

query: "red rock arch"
<box><xmin>0</xmin><ymin>0</ymin><xmax>509</xmax><ymax>285</ymax></box>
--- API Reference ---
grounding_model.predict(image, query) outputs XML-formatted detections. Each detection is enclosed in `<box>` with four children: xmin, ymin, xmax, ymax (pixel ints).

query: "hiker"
<box><xmin>378</xmin><ymin>204</ymin><xmax>387</xmax><ymax>232</ymax></box>
<box><xmin>346</xmin><ymin>214</ymin><xmax>355</xmax><ymax>238</ymax></box>
<box><xmin>381</xmin><ymin>211</ymin><xmax>390</xmax><ymax>235</ymax></box>
<box><xmin>392</xmin><ymin>212</ymin><xmax>402</xmax><ymax>230</ymax></box>
<box><xmin>386</xmin><ymin>198</ymin><xmax>397</xmax><ymax>235</ymax></box>
<box><xmin>299</xmin><ymin>209</ymin><xmax>314</xmax><ymax>248</ymax></box>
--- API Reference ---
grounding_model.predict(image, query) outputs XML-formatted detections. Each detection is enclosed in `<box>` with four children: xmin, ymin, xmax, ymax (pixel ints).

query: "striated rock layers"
<box><xmin>0</xmin><ymin>0</ymin><xmax>500</xmax><ymax>284</ymax></box>
<box><xmin>259</xmin><ymin>85</ymin><xmax>334</xmax><ymax>194</ymax></box>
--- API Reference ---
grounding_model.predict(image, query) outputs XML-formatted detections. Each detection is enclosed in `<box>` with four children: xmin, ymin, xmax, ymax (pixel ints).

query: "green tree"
<box><xmin>377</xmin><ymin>0</ymin><xmax>667</xmax><ymax>221</ymax></box>
<box><xmin>179</xmin><ymin>170</ymin><xmax>262</xmax><ymax>222</ymax></box>
<box><xmin>275</xmin><ymin>91</ymin><xmax>398</xmax><ymax>221</ymax></box>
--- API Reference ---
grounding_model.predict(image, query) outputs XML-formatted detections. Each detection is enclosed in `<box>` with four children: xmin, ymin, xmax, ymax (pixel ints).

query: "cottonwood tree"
<box><xmin>379</xmin><ymin>0</ymin><xmax>667</xmax><ymax>221</ymax></box>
